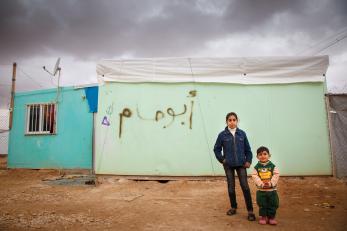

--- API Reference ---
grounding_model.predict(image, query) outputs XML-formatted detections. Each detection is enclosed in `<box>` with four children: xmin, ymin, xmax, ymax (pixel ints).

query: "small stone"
<box><xmin>118</xmin><ymin>178</ymin><xmax>128</xmax><ymax>183</ymax></box>
<box><xmin>304</xmin><ymin>208</ymin><xmax>310</xmax><ymax>212</ymax></box>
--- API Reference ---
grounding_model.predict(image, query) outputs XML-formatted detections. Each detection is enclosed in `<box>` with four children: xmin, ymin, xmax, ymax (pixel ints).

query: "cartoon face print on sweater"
<box><xmin>258</xmin><ymin>167</ymin><xmax>273</xmax><ymax>182</ymax></box>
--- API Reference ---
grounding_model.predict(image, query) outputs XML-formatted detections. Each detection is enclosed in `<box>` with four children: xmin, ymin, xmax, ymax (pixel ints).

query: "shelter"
<box><xmin>8</xmin><ymin>86</ymin><xmax>97</xmax><ymax>169</ymax></box>
<box><xmin>95</xmin><ymin>56</ymin><xmax>330</xmax><ymax>176</ymax></box>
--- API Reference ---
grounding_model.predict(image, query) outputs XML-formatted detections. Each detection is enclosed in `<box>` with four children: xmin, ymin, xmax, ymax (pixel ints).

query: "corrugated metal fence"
<box><xmin>0</xmin><ymin>109</ymin><xmax>9</xmax><ymax>154</ymax></box>
<box><xmin>327</xmin><ymin>94</ymin><xmax>347</xmax><ymax>178</ymax></box>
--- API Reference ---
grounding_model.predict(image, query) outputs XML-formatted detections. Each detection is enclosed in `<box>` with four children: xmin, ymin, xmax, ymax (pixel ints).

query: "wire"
<box><xmin>188</xmin><ymin>58</ymin><xmax>217</xmax><ymax>176</ymax></box>
<box><xmin>54</xmin><ymin>70</ymin><xmax>62</xmax><ymax>103</ymax></box>
<box><xmin>17</xmin><ymin>67</ymin><xmax>44</xmax><ymax>88</ymax></box>
<box><xmin>97</xmin><ymin>112</ymin><xmax>112</xmax><ymax>173</ymax></box>
<box><xmin>298</xmin><ymin>27</ymin><xmax>347</xmax><ymax>54</ymax></box>
<box><xmin>315</xmin><ymin>34</ymin><xmax>347</xmax><ymax>54</ymax></box>
<box><xmin>297</xmin><ymin>27</ymin><xmax>347</xmax><ymax>55</ymax></box>
<box><xmin>16</xmin><ymin>62</ymin><xmax>59</xmax><ymax>84</ymax></box>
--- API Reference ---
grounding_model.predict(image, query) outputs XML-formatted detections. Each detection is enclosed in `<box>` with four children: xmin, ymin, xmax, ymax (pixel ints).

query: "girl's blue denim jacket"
<box><xmin>213</xmin><ymin>127</ymin><xmax>253</xmax><ymax>167</ymax></box>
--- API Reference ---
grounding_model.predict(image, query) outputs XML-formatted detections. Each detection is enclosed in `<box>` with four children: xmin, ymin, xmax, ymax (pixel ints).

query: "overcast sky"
<box><xmin>1</xmin><ymin>0</ymin><xmax>347</xmax><ymax>108</ymax></box>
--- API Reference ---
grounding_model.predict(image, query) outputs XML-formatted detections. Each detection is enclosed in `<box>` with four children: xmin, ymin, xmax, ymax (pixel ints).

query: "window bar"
<box><xmin>45</xmin><ymin>104</ymin><xmax>48</xmax><ymax>132</ymax></box>
<box><xmin>38</xmin><ymin>105</ymin><xmax>40</xmax><ymax>131</ymax></box>
<box><xmin>42</xmin><ymin>104</ymin><xmax>45</xmax><ymax>132</ymax></box>
<box><xmin>49</xmin><ymin>104</ymin><xmax>52</xmax><ymax>133</ymax></box>
<box><xmin>44</xmin><ymin>104</ymin><xmax>47</xmax><ymax>132</ymax></box>
<box><xmin>36</xmin><ymin>104</ymin><xmax>39</xmax><ymax>132</ymax></box>
<box><xmin>34</xmin><ymin>104</ymin><xmax>37</xmax><ymax>132</ymax></box>
<box><xmin>30</xmin><ymin>105</ymin><xmax>33</xmax><ymax>132</ymax></box>
<box><xmin>28</xmin><ymin>105</ymin><xmax>30</xmax><ymax>132</ymax></box>
<box><xmin>28</xmin><ymin>105</ymin><xmax>33</xmax><ymax>132</ymax></box>
<box><xmin>39</xmin><ymin>104</ymin><xmax>42</xmax><ymax>132</ymax></box>
<box><xmin>48</xmin><ymin>104</ymin><xmax>51</xmax><ymax>133</ymax></box>
<box><xmin>48</xmin><ymin>104</ymin><xmax>51</xmax><ymax>132</ymax></box>
<box><xmin>52</xmin><ymin>104</ymin><xmax>55</xmax><ymax>134</ymax></box>
<box><xmin>32</xmin><ymin>104</ymin><xmax>35</xmax><ymax>132</ymax></box>
<box><xmin>26</xmin><ymin>105</ymin><xmax>30</xmax><ymax>133</ymax></box>
<box><xmin>31</xmin><ymin>105</ymin><xmax>34</xmax><ymax>132</ymax></box>
<box><xmin>47</xmin><ymin>104</ymin><xmax>50</xmax><ymax>132</ymax></box>
<box><xmin>33</xmin><ymin>105</ymin><xmax>35</xmax><ymax>132</ymax></box>
<box><xmin>39</xmin><ymin>104</ymin><xmax>41</xmax><ymax>132</ymax></box>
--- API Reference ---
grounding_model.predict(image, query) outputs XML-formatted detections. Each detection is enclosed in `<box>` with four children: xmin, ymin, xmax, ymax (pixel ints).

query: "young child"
<box><xmin>252</xmin><ymin>146</ymin><xmax>280</xmax><ymax>225</ymax></box>
<box><xmin>214</xmin><ymin>112</ymin><xmax>256</xmax><ymax>221</ymax></box>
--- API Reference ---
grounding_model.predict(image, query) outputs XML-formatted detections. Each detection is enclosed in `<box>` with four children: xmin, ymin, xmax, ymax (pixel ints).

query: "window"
<box><xmin>26</xmin><ymin>103</ymin><xmax>56</xmax><ymax>134</ymax></box>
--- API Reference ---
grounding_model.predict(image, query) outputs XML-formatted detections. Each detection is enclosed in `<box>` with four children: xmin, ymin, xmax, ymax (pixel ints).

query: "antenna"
<box><xmin>53</xmin><ymin>57</ymin><xmax>61</xmax><ymax>76</ymax></box>
<box><xmin>42</xmin><ymin>58</ymin><xmax>62</xmax><ymax>103</ymax></box>
<box><xmin>43</xmin><ymin>58</ymin><xmax>61</xmax><ymax>76</ymax></box>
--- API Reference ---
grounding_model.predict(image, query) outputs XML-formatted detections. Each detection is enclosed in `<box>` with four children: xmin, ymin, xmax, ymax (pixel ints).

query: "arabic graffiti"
<box><xmin>103</xmin><ymin>90</ymin><xmax>197</xmax><ymax>138</ymax></box>
<box><xmin>106</xmin><ymin>102</ymin><xmax>114</xmax><ymax>115</ymax></box>
<box><xmin>189</xmin><ymin>100</ymin><xmax>194</xmax><ymax>129</ymax></box>
<box><xmin>164</xmin><ymin>104</ymin><xmax>187</xmax><ymax>128</ymax></box>
<box><xmin>155</xmin><ymin>110</ymin><xmax>165</xmax><ymax>121</ymax></box>
<box><xmin>119</xmin><ymin>108</ymin><xmax>132</xmax><ymax>138</ymax></box>
<box><xmin>137</xmin><ymin>104</ymin><xmax>190</xmax><ymax>129</ymax></box>
<box><xmin>188</xmin><ymin>90</ymin><xmax>196</xmax><ymax>97</ymax></box>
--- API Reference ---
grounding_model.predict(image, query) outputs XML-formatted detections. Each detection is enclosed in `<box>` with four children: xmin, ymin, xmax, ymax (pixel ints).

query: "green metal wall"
<box><xmin>95</xmin><ymin>82</ymin><xmax>331</xmax><ymax>176</ymax></box>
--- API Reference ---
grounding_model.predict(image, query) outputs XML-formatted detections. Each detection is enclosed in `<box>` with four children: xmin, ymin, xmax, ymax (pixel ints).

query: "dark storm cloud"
<box><xmin>223</xmin><ymin>0</ymin><xmax>347</xmax><ymax>37</ymax></box>
<box><xmin>0</xmin><ymin>0</ymin><xmax>346</xmax><ymax>62</ymax></box>
<box><xmin>223</xmin><ymin>0</ymin><xmax>306</xmax><ymax>31</ymax></box>
<box><xmin>0</xmin><ymin>0</ymin><xmax>147</xmax><ymax>61</ymax></box>
<box><xmin>0</xmin><ymin>0</ymin><xmax>221</xmax><ymax>60</ymax></box>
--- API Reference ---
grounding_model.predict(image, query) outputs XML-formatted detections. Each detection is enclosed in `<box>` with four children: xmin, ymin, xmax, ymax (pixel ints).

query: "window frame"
<box><xmin>25</xmin><ymin>103</ymin><xmax>58</xmax><ymax>135</ymax></box>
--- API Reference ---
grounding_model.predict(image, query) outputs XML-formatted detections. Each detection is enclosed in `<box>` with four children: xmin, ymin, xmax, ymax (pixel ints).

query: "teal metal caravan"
<box><xmin>95</xmin><ymin>57</ymin><xmax>331</xmax><ymax>176</ymax></box>
<box><xmin>8</xmin><ymin>86</ymin><xmax>97</xmax><ymax>169</ymax></box>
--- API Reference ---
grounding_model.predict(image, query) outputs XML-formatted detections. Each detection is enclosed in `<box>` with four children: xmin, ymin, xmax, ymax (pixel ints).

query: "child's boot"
<box><xmin>258</xmin><ymin>216</ymin><xmax>267</xmax><ymax>225</ymax></box>
<box><xmin>268</xmin><ymin>217</ymin><xmax>278</xmax><ymax>225</ymax></box>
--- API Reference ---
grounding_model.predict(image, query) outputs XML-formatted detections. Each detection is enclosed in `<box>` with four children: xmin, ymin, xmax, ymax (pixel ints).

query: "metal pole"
<box><xmin>9</xmin><ymin>63</ymin><xmax>17</xmax><ymax>130</ymax></box>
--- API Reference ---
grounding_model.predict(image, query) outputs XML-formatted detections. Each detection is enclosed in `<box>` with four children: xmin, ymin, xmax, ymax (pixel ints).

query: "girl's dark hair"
<box><xmin>226</xmin><ymin>112</ymin><xmax>238</xmax><ymax>121</ymax></box>
<box><xmin>257</xmin><ymin>146</ymin><xmax>270</xmax><ymax>155</ymax></box>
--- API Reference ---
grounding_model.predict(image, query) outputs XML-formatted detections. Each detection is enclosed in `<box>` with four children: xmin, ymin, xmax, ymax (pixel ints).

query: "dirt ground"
<box><xmin>1</xmin><ymin>156</ymin><xmax>347</xmax><ymax>231</ymax></box>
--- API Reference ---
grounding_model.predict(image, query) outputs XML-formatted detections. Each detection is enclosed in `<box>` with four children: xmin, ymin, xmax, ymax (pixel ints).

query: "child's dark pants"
<box><xmin>223</xmin><ymin>165</ymin><xmax>254</xmax><ymax>211</ymax></box>
<box><xmin>256</xmin><ymin>190</ymin><xmax>279</xmax><ymax>218</ymax></box>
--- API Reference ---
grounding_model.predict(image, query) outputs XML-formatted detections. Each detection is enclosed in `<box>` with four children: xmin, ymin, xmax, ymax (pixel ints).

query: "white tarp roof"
<box><xmin>97</xmin><ymin>56</ymin><xmax>329</xmax><ymax>84</ymax></box>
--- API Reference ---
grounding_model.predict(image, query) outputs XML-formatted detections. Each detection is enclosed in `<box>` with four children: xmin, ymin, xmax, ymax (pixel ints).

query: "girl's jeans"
<box><xmin>223</xmin><ymin>165</ymin><xmax>254</xmax><ymax>211</ymax></box>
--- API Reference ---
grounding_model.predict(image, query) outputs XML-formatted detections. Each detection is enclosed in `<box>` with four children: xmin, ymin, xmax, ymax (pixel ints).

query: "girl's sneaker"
<box><xmin>247</xmin><ymin>212</ymin><xmax>256</xmax><ymax>221</ymax></box>
<box><xmin>268</xmin><ymin>218</ymin><xmax>278</xmax><ymax>225</ymax></box>
<box><xmin>226</xmin><ymin>208</ymin><xmax>236</xmax><ymax>216</ymax></box>
<box><xmin>258</xmin><ymin>216</ymin><xmax>267</xmax><ymax>225</ymax></box>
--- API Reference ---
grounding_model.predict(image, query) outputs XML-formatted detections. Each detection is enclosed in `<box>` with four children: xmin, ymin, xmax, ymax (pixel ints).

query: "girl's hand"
<box><xmin>243</xmin><ymin>162</ymin><xmax>251</xmax><ymax>168</ymax></box>
<box><xmin>263</xmin><ymin>182</ymin><xmax>272</xmax><ymax>189</ymax></box>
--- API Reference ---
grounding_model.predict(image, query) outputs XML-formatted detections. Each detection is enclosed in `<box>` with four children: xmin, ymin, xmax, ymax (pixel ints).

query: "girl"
<box><xmin>214</xmin><ymin>112</ymin><xmax>256</xmax><ymax>221</ymax></box>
